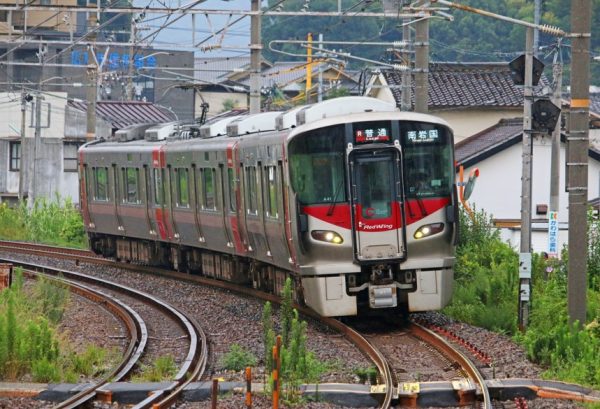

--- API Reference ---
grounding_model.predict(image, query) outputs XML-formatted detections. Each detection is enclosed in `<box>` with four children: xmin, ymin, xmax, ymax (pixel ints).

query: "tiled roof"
<box><xmin>456</xmin><ymin>117</ymin><xmax>600</xmax><ymax>167</ymax></box>
<box><xmin>68</xmin><ymin>100</ymin><xmax>177</xmax><ymax>129</ymax></box>
<box><xmin>381</xmin><ymin>62</ymin><xmax>550</xmax><ymax>109</ymax></box>
<box><xmin>194</xmin><ymin>57</ymin><xmax>271</xmax><ymax>85</ymax></box>
<box><xmin>455</xmin><ymin>117</ymin><xmax>523</xmax><ymax>165</ymax></box>
<box><xmin>236</xmin><ymin>61</ymin><xmax>350</xmax><ymax>89</ymax></box>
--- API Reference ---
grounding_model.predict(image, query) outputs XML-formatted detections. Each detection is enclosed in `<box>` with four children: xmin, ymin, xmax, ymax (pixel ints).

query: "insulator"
<box><xmin>392</xmin><ymin>64</ymin><xmax>409</xmax><ymax>71</ymax></box>
<box><xmin>539</xmin><ymin>24</ymin><xmax>565</xmax><ymax>37</ymax></box>
<box><xmin>392</xmin><ymin>41</ymin><xmax>408</xmax><ymax>48</ymax></box>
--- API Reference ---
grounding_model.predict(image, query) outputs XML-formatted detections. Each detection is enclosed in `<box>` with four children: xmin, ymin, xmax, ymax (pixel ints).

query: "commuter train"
<box><xmin>79</xmin><ymin>96</ymin><xmax>459</xmax><ymax>317</ymax></box>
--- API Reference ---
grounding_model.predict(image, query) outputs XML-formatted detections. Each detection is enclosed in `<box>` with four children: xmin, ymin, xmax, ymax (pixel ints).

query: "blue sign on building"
<box><xmin>70</xmin><ymin>50</ymin><xmax>158</xmax><ymax>69</ymax></box>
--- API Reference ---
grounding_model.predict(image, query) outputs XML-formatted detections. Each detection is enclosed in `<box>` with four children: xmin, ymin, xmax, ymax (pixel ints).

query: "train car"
<box><xmin>79</xmin><ymin>96</ymin><xmax>458</xmax><ymax>317</ymax></box>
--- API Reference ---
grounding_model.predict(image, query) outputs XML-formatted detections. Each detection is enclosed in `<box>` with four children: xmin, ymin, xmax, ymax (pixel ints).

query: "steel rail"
<box><xmin>409</xmin><ymin>321</ymin><xmax>492</xmax><ymax>409</ymax></box>
<box><xmin>1</xmin><ymin>256</ymin><xmax>208</xmax><ymax>409</ymax></box>
<box><xmin>19</xmin><ymin>269</ymin><xmax>147</xmax><ymax>409</ymax></box>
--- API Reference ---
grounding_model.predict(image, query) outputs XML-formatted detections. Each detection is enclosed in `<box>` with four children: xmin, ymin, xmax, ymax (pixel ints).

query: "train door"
<box><xmin>143</xmin><ymin>165</ymin><xmax>156</xmax><ymax>234</ymax></box>
<box><xmin>151</xmin><ymin>147</ymin><xmax>171</xmax><ymax>240</ymax></box>
<box><xmin>349</xmin><ymin>148</ymin><xmax>405</xmax><ymax>262</ymax></box>
<box><xmin>225</xmin><ymin>142</ymin><xmax>247</xmax><ymax>254</ymax></box>
<box><xmin>111</xmin><ymin>164</ymin><xmax>125</xmax><ymax>231</ymax></box>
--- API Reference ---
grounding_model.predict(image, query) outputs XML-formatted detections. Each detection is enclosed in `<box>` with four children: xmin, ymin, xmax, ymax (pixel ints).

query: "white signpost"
<box><xmin>548</xmin><ymin>211</ymin><xmax>559</xmax><ymax>257</ymax></box>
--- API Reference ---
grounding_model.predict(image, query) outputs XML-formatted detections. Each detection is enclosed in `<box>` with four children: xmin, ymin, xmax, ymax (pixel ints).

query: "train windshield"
<box><xmin>288</xmin><ymin>125</ymin><xmax>347</xmax><ymax>205</ymax></box>
<box><xmin>401</xmin><ymin>122</ymin><xmax>453</xmax><ymax>198</ymax></box>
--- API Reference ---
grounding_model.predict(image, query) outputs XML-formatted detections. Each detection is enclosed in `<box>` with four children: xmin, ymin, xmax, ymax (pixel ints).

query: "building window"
<box><xmin>9</xmin><ymin>142</ymin><xmax>20</xmax><ymax>171</ymax></box>
<box><xmin>63</xmin><ymin>142</ymin><xmax>80</xmax><ymax>172</ymax></box>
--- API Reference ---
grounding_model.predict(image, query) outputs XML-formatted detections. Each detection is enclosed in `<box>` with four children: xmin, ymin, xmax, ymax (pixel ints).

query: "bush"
<box><xmin>444</xmin><ymin>207</ymin><xmax>518</xmax><ymax>333</ymax></box>
<box><xmin>220</xmin><ymin>344</ymin><xmax>258</xmax><ymax>372</ymax></box>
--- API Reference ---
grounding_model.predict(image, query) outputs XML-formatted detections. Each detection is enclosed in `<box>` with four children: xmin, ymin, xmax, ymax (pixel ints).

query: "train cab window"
<box><xmin>265</xmin><ymin>166</ymin><xmax>278</xmax><ymax>218</ymax></box>
<box><xmin>245</xmin><ymin>166</ymin><xmax>258</xmax><ymax>215</ymax></box>
<box><xmin>123</xmin><ymin>167</ymin><xmax>140</xmax><ymax>204</ymax></box>
<box><xmin>93</xmin><ymin>167</ymin><xmax>109</xmax><ymax>201</ymax></box>
<box><xmin>153</xmin><ymin>168</ymin><xmax>164</xmax><ymax>205</ymax></box>
<box><xmin>288</xmin><ymin>125</ymin><xmax>347</xmax><ymax>205</ymax></box>
<box><xmin>200</xmin><ymin>167</ymin><xmax>216</xmax><ymax>210</ymax></box>
<box><xmin>402</xmin><ymin>123</ymin><xmax>453</xmax><ymax>199</ymax></box>
<box><xmin>228</xmin><ymin>168</ymin><xmax>237</xmax><ymax>212</ymax></box>
<box><xmin>176</xmin><ymin>168</ymin><xmax>190</xmax><ymax>208</ymax></box>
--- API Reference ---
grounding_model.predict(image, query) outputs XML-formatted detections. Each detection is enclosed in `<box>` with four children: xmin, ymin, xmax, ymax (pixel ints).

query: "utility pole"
<box><xmin>414</xmin><ymin>15</ymin><xmax>429</xmax><ymax>113</ymax></box>
<box><xmin>518</xmin><ymin>27</ymin><xmax>534</xmax><ymax>331</ymax></box>
<box><xmin>18</xmin><ymin>89</ymin><xmax>28</xmax><ymax>201</ymax></box>
<box><xmin>548</xmin><ymin>45</ymin><xmax>562</xmax><ymax>249</ymax></box>
<box><xmin>30</xmin><ymin>91</ymin><xmax>43</xmax><ymax>205</ymax></box>
<box><xmin>127</xmin><ymin>21</ymin><xmax>137</xmax><ymax>100</ymax></box>
<box><xmin>86</xmin><ymin>12</ymin><xmax>98</xmax><ymax>141</ymax></box>
<box><xmin>401</xmin><ymin>16</ymin><xmax>412</xmax><ymax>111</ymax></box>
<box><xmin>317</xmin><ymin>33</ymin><xmax>323</xmax><ymax>103</ymax></box>
<box><xmin>306</xmin><ymin>32</ymin><xmax>313</xmax><ymax>104</ymax></box>
<box><xmin>249</xmin><ymin>0</ymin><xmax>261</xmax><ymax>113</ymax></box>
<box><xmin>567</xmin><ymin>0</ymin><xmax>591</xmax><ymax>326</ymax></box>
<box><xmin>533</xmin><ymin>0</ymin><xmax>540</xmax><ymax>56</ymax></box>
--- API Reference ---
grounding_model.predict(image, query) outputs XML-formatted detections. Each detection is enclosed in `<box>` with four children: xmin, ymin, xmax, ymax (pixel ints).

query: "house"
<box><xmin>455</xmin><ymin>117</ymin><xmax>600</xmax><ymax>253</ymax></box>
<box><xmin>0</xmin><ymin>96</ymin><xmax>177</xmax><ymax>205</ymax></box>
<box><xmin>191</xmin><ymin>57</ymin><xmax>359</xmax><ymax>118</ymax></box>
<box><xmin>366</xmin><ymin>62</ymin><xmax>549</xmax><ymax>142</ymax></box>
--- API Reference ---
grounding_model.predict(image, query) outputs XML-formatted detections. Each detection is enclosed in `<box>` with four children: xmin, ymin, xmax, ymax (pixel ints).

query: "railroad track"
<box><xmin>0</xmin><ymin>241</ymin><xmax>485</xmax><ymax>408</ymax></box>
<box><xmin>2</xmin><ymin>241</ymin><xmax>598</xmax><ymax>408</ymax></box>
<box><xmin>28</xmin><ymin>270</ymin><xmax>147</xmax><ymax>409</ymax></box>
<box><xmin>5</xmin><ymin>258</ymin><xmax>207</xmax><ymax>409</ymax></box>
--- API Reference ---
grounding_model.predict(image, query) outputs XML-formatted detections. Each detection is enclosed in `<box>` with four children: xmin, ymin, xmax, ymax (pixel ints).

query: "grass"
<box><xmin>0</xmin><ymin>268</ymin><xmax>117</xmax><ymax>382</ymax></box>
<box><xmin>0</xmin><ymin>196</ymin><xmax>86</xmax><ymax>249</ymax></box>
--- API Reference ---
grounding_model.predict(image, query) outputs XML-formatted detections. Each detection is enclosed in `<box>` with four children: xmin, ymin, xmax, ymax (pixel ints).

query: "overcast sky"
<box><xmin>134</xmin><ymin>0</ymin><xmax>252</xmax><ymax>57</ymax></box>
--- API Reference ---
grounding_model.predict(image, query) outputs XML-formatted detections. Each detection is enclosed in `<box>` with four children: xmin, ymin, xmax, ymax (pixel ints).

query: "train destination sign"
<box><xmin>406</xmin><ymin>129</ymin><xmax>440</xmax><ymax>144</ymax></box>
<box><xmin>355</xmin><ymin>127</ymin><xmax>390</xmax><ymax>143</ymax></box>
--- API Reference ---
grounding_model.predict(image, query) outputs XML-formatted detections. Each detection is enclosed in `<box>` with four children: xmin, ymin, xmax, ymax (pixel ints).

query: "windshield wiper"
<box><xmin>327</xmin><ymin>178</ymin><xmax>345</xmax><ymax>216</ymax></box>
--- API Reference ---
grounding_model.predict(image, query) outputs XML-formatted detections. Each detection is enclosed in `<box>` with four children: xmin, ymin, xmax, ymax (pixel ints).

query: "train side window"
<box><xmin>228</xmin><ymin>168</ymin><xmax>237</xmax><ymax>212</ymax></box>
<box><xmin>153</xmin><ymin>168</ymin><xmax>164</xmax><ymax>205</ymax></box>
<box><xmin>202</xmin><ymin>167</ymin><xmax>216</xmax><ymax>210</ymax></box>
<box><xmin>176</xmin><ymin>168</ymin><xmax>190</xmax><ymax>208</ymax></box>
<box><xmin>93</xmin><ymin>167</ymin><xmax>109</xmax><ymax>201</ymax></box>
<box><xmin>123</xmin><ymin>167</ymin><xmax>140</xmax><ymax>204</ymax></box>
<box><xmin>245</xmin><ymin>166</ymin><xmax>258</xmax><ymax>215</ymax></box>
<box><xmin>265</xmin><ymin>165</ymin><xmax>278</xmax><ymax>218</ymax></box>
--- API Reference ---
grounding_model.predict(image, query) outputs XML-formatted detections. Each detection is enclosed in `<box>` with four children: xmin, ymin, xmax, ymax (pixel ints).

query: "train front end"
<box><xmin>287</xmin><ymin>112</ymin><xmax>456</xmax><ymax>317</ymax></box>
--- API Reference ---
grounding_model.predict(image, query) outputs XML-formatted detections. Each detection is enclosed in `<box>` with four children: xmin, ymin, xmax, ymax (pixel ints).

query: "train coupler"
<box><xmin>369</xmin><ymin>284</ymin><xmax>398</xmax><ymax>308</ymax></box>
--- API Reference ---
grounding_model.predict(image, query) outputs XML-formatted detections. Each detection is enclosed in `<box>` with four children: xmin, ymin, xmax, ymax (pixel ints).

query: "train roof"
<box><xmin>82</xmin><ymin>96</ymin><xmax>453</xmax><ymax>151</ymax></box>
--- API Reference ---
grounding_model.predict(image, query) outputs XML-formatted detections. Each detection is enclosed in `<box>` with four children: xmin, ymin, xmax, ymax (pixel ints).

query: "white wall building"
<box><xmin>456</xmin><ymin>118</ymin><xmax>600</xmax><ymax>254</ymax></box>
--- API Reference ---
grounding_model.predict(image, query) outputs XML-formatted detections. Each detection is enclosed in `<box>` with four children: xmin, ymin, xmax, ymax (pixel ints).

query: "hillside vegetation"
<box><xmin>262</xmin><ymin>0</ymin><xmax>600</xmax><ymax>85</ymax></box>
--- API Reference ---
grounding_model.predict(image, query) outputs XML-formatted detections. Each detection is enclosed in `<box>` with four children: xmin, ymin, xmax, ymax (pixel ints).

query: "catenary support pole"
<box><xmin>401</xmin><ymin>15</ymin><xmax>412</xmax><ymax>111</ymax></box>
<box><xmin>548</xmin><ymin>47</ymin><xmax>562</xmax><ymax>257</ymax></box>
<box><xmin>518</xmin><ymin>27</ymin><xmax>534</xmax><ymax>331</ymax></box>
<box><xmin>567</xmin><ymin>0</ymin><xmax>591</xmax><ymax>326</ymax></box>
<box><xmin>249</xmin><ymin>0</ymin><xmax>261</xmax><ymax>114</ymax></box>
<box><xmin>414</xmin><ymin>15</ymin><xmax>428</xmax><ymax>113</ymax></box>
<box><xmin>86</xmin><ymin>12</ymin><xmax>97</xmax><ymax>141</ymax></box>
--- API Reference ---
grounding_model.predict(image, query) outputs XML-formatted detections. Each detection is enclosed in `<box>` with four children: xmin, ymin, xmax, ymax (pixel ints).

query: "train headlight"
<box><xmin>414</xmin><ymin>223</ymin><xmax>444</xmax><ymax>239</ymax></box>
<box><xmin>311</xmin><ymin>230</ymin><xmax>344</xmax><ymax>244</ymax></box>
